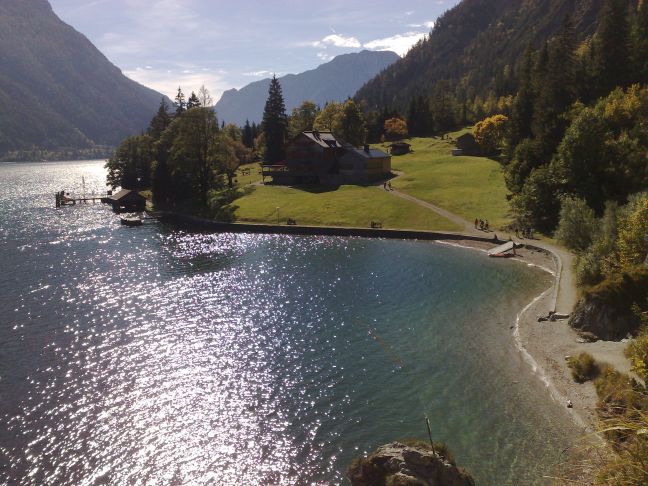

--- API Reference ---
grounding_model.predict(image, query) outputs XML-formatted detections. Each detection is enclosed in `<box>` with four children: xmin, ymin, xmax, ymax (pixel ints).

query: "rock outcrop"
<box><xmin>569</xmin><ymin>269</ymin><xmax>648</xmax><ymax>341</ymax></box>
<box><xmin>569</xmin><ymin>296</ymin><xmax>639</xmax><ymax>341</ymax></box>
<box><xmin>347</xmin><ymin>442</ymin><xmax>475</xmax><ymax>486</ymax></box>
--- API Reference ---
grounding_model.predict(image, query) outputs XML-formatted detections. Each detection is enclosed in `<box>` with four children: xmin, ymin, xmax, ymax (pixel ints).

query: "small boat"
<box><xmin>487</xmin><ymin>241</ymin><xmax>516</xmax><ymax>258</ymax></box>
<box><xmin>120</xmin><ymin>214</ymin><xmax>143</xmax><ymax>226</ymax></box>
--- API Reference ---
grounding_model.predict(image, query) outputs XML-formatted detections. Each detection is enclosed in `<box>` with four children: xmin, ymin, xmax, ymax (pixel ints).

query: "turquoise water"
<box><xmin>0</xmin><ymin>161</ymin><xmax>580</xmax><ymax>485</ymax></box>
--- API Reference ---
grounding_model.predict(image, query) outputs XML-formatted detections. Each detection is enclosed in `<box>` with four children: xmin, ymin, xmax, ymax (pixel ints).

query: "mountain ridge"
<box><xmin>355</xmin><ymin>0</ymin><xmax>604</xmax><ymax>110</ymax></box>
<box><xmin>0</xmin><ymin>0</ymin><xmax>167</xmax><ymax>155</ymax></box>
<box><xmin>215</xmin><ymin>50</ymin><xmax>400</xmax><ymax>126</ymax></box>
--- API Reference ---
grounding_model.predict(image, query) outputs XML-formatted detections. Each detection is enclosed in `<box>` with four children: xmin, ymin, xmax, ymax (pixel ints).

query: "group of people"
<box><xmin>474</xmin><ymin>218</ymin><xmax>490</xmax><ymax>231</ymax></box>
<box><xmin>383</xmin><ymin>181</ymin><xmax>394</xmax><ymax>191</ymax></box>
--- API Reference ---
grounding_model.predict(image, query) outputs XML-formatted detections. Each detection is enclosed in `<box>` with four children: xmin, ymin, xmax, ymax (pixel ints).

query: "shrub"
<box><xmin>555</xmin><ymin>196</ymin><xmax>598</xmax><ymax>253</ymax></box>
<box><xmin>568</xmin><ymin>352</ymin><xmax>600</xmax><ymax>383</ymax></box>
<box><xmin>625</xmin><ymin>306</ymin><xmax>648</xmax><ymax>381</ymax></box>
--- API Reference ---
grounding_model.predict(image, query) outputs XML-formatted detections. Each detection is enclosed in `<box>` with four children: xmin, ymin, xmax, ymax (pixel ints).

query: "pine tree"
<box><xmin>631</xmin><ymin>0</ymin><xmax>648</xmax><ymax>83</ymax></box>
<box><xmin>262</xmin><ymin>75</ymin><xmax>288</xmax><ymax>164</ymax></box>
<box><xmin>509</xmin><ymin>44</ymin><xmax>536</xmax><ymax>148</ymax></box>
<box><xmin>174</xmin><ymin>87</ymin><xmax>186</xmax><ymax>116</ymax></box>
<box><xmin>186</xmin><ymin>91</ymin><xmax>201</xmax><ymax>109</ymax></box>
<box><xmin>593</xmin><ymin>0</ymin><xmax>631</xmax><ymax>96</ymax></box>
<box><xmin>148</xmin><ymin>98</ymin><xmax>172</xmax><ymax>140</ymax></box>
<box><xmin>242</xmin><ymin>120</ymin><xmax>254</xmax><ymax>148</ymax></box>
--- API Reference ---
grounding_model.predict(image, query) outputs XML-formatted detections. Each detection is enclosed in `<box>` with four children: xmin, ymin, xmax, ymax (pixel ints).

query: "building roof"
<box><xmin>301</xmin><ymin>130</ymin><xmax>343</xmax><ymax>148</ymax></box>
<box><xmin>343</xmin><ymin>147</ymin><xmax>390</xmax><ymax>159</ymax></box>
<box><xmin>110</xmin><ymin>189</ymin><xmax>145</xmax><ymax>202</ymax></box>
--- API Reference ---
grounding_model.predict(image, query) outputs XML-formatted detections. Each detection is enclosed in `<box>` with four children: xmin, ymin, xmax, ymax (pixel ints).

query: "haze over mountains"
<box><xmin>214</xmin><ymin>50</ymin><xmax>400</xmax><ymax>126</ymax></box>
<box><xmin>355</xmin><ymin>0</ymin><xmax>604</xmax><ymax>109</ymax></box>
<box><xmin>0</xmin><ymin>0</ymin><xmax>165</xmax><ymax>156</ymax></box>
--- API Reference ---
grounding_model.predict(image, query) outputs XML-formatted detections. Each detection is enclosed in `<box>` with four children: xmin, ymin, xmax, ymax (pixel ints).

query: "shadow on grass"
<box><xmin>290</xmin><ymin>184</ymin><xmax>341</xmax><ymax>194</ymax></box>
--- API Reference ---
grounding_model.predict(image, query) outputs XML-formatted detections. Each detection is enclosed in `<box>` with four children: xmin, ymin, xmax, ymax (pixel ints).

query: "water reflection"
<box><xmin>0</xmin><ymin>161</ymin><xmax>579</xmax><ymax>485</ymax></box>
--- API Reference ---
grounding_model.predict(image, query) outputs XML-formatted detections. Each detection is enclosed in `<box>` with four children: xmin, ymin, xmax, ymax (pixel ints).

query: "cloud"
<box><xmin>312</xmin><ymin>34</ymin><xmax>361</xmax><ymax>48</ymax></box>
<box><xmin>124</xmin><ymin>65</ymin><xmax>229</xmax><ymax>101</ymax></box>
<box><xmin>243</xmin><ymin>70</ymin><xmax>273</xmax><ymax>77</ymax></box>
<box><xmin>316</xmin><ymin>52</ymin><xmax>334</xmax><ymax>62</ymax></box>
<box><xmin>364</xmin><ymin>32</ymin><xmax>427</xmax><ymax>57</ymax></box>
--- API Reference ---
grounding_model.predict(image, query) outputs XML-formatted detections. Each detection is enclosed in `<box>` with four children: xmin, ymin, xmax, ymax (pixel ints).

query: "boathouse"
<box><xmin>262</xmin><ymin>131</ymin><xmax>391</xmax><ymax>185</ymax></box>
<box><xmin>107</xmin><ymin>189</ymin><xmax>146</xmax><ymax>213</ymax></box>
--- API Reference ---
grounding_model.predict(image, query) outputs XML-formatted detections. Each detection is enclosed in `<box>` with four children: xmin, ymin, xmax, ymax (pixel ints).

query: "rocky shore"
<box><xmin>347</xmin><ymin>442</ymin><xmax>475</xmax><ymax>486</ymax></box>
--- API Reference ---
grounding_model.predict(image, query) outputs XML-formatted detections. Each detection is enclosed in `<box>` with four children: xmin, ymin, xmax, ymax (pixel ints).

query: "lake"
<box><xmin>0</xmin><ymin>160</ymin><xmax>579</xmax><ymax>485</ymax></box>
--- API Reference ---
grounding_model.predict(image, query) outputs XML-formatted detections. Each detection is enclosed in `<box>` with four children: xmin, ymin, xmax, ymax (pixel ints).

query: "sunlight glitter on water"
<box><xmin>0</xmin><ymin>161</ymin><xmax>581</xmax><ymax>485</ymax></box>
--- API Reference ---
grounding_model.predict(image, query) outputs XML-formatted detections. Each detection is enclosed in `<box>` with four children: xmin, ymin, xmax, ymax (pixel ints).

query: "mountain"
<box><xmin>355</xmin><ymin>0</ymin><xmax>604</xmax><ymax>110</ymax></box>
<box><xmin>0</xmin><ymin>0</ymin><xmax>166</xmax><ymax>156</ymax></box>
<box><xmin>215</xmin><ymin>50</ymin><xmax>400</xmax><ymax>126</ymax></box>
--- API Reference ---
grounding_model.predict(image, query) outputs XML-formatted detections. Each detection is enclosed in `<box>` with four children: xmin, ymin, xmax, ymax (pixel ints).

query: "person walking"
<box><xmin>475</xmin><ymin>218</ymin><xmax>479</xmax><ymax>229</ymax></box>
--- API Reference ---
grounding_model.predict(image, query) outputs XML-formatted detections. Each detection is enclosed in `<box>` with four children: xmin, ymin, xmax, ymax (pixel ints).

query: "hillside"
<box><xmin>215</xmin><ymin>50</ymin><xmax>399</xmax><ymax>126</ymax></box>
<box><xmin>355</xmin><ymin>0</ymin><xmax>603</xmax><ymax>110</ymax></box>
<box><xmin>0</xmin><ymin>0</ymin><xmax>166</xmax><ymax>156</ymax></box>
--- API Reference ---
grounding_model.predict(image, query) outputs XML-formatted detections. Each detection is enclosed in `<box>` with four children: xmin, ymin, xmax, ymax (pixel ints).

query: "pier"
<box><xmin>55</xmin><ymin>190</ymin><xmax>109</xmax><ymax>207</ymax></box>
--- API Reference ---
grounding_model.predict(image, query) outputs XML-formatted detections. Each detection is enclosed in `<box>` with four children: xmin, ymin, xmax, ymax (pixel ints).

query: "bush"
<box><xmin>625</xmin><ymin>307</ymin><xmax>648</xmax><ymax>381</ymax></box>
<box><xmin>568</xmin><ymin>352</ymin><xmax>600</xmax><ymax>383</ymax></box>
<box><xmin>555</xmin><ymin>196</ymin><xmax>598</xmax><ymax>252</ymax></box>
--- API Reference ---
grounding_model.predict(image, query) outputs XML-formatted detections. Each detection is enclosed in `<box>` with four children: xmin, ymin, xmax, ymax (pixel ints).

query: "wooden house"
<box><xmin>107</xmin><ymin>189</ymin><xmax>146</xmax><ymax>213</ymax></box>
<box><xmin>263</xmin><ymin>130</ymin><xmax>345</xmax><ymax>184</ymax></box>
<box><xmin>262</xmin><ymin>131</ymin><xmax>391</xmax><ymax>185</ymax></box>
<box><xmin>455</xmin><ymin>133</ymin><xmax>481</xmax><ymax>156</ymax></box>
<box><xmin>339</xmin><ymin>146</ymin><xmax>391</xmax><ymax>183</ymax></box>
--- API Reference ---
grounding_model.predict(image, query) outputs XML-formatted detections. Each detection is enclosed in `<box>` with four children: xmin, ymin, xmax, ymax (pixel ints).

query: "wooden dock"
<box><xmin>55</xmin><ymin>191</ymin><xmax>110</xmax><ymax>207</ymax></box>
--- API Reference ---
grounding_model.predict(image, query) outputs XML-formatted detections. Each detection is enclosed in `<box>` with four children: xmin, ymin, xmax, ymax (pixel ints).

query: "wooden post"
<box><xmin>425</xmin><ymin>416</ymin><xmax>436</xmax><ymax>456</ymax></box>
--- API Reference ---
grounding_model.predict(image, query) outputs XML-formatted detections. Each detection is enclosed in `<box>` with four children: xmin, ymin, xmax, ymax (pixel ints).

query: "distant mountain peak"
<box><xmin>215</xmin><ymin>50</ymin><xmax>400</xmax><ymax>126</ymax></box>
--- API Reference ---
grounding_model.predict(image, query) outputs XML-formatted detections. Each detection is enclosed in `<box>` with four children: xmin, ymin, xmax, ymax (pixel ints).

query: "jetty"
<box><xmin>55</xmin><ymin>190</ymin><xmax>106</xmax><ymax>207</ymax></box>
<box><xmin>55</xmin><ymin>188</ymin><xmax>146</xmax><ymax>213</ymax></box>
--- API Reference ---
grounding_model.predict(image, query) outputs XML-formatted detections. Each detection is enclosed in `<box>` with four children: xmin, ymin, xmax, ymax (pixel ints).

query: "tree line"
<box><xmin>105</xmin><ymin>86</ymin><xmax>253</xmax><ymax>220</ymax></box>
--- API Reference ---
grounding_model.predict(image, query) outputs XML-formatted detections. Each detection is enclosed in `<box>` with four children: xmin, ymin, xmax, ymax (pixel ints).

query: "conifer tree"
<box><xmin>242</xmin><ymin>120</ymin><xmax>254</xmax><ymax>148</ymax></box>
<box><xmin>186</xmin><ymin>91</ymin><xmax>201</xmax><ymax>109</ymax></box>
<box><xmin>593</xmin><ymin>0</ymin><xmax>631</xmax><ymax>96</ymax></box>
<box><xmin>148</xmin><ymin>98</ymin><xmax>172</xmax><ymax>140</ymax></box>
<box><xmin>631</xmin><ymin>0</ymin><xmax>648</xmax><ymax>83</ymax></box>
<box><xmin>509</xmin><ymin>44</ymin><xmax>536</xmax><ymax>148</ymax></box>
<box><xmin>262</xmin><ymin>75</ymin><xmax>288</xmax><ymax>164</ymax></box>
<box><xmin>174</xmin><ymin>87</ymin><xmax>186</xmax><ymax>116</ymax></box>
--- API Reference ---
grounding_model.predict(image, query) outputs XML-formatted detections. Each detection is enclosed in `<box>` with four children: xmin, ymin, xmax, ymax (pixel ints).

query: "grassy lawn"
<box><xmin>234</xmin><ymin>162</ymin><xmax>264</xmax><ymax>186</ymax></box>
<box><xmin>231</xmin><ymin>130</ymin><xmax>510</xmax><ymax>232</ymax></box>
<box><xmin>235</xmin><ymin>184</ymin><xmax>461</xmax><ymax>231</ymax></box>
<box><xmin>377</xmin><ymin>135</ymin><xmax>512</xmax><ymax>229</ymax></box>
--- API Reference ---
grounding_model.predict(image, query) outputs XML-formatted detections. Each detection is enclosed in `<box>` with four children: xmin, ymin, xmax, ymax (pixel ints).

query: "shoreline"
<box><xmin>151</xmin><ymin>211</ymin><xmax>631</xmax><ymax>434</ymax></box>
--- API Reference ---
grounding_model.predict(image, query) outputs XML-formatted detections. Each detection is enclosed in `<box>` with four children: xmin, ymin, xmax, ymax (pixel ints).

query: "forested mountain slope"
<box><xmin>355</xmin><ymin>0</ymin><xmax>603</xmax><ymax>110</ymax></box>
<box><xmin>0</xmin><ymin>0</ymin><xmax>166</xmax><ymax>155</ymax></box>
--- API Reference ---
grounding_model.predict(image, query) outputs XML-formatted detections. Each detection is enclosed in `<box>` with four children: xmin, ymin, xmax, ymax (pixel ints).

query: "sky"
<box><xmin>49</xmin><ymin>0</ymin><xmax>460</xmax><ymax>102</ymax></box>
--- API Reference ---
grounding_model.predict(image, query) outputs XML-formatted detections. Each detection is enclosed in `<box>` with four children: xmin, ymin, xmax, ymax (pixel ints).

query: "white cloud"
<box><xmin>124</xmin><ymin>66</ymin><xmax>229</xmax><ymax>101</ymax></box>
<box><xmin>243</xmin><ymin>70</ymin><xmax>273</xmax><ymax>77</ymax></box>
<box><xmin>364</xmin><ymin>32</ymin><xmax>427</xmax><ymax>57</ymax></box>
<box><xmin>312</xmin><ymin>34</ymin><xmax>361</xmax><ymax>48</ymax></box>
<box><xmin>316</xmin><ymin>52</ymin><xmax>334</xmax><ymax>62</ymax></box>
